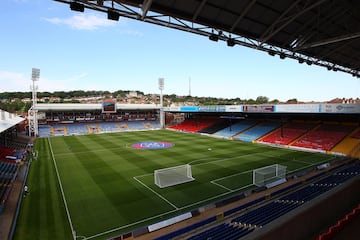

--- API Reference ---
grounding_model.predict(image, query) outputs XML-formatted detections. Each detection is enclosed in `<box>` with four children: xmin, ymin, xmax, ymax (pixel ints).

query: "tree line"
<box><xmin>0</xmin><ymin>90</ymin><xmax>296</xmax><ymax>113</ymax></box>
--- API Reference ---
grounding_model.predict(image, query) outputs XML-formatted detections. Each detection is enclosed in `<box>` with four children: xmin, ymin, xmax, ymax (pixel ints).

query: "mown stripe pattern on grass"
<box><xmin>15</xmin><ymin>130</ymin><xmax>332</xmax><ymax>240</ymax></box>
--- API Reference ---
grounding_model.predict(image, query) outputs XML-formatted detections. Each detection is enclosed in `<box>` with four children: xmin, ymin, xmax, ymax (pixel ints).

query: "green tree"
<box><xmin>256</xmin><ymin>96</ymin><xmax>269</xmax><ymax>104</ymax></box>
<box><xmin>286</xmin><ymin>98</ymin><xmax>298</xmax><ymax>104</ymax></box>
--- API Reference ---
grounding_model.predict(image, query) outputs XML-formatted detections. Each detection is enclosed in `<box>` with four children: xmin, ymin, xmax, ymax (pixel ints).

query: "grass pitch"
<box><xmin>14</xmin><ymin>130</ymin><xmax>334</xmax><ymax>240</ymax></box>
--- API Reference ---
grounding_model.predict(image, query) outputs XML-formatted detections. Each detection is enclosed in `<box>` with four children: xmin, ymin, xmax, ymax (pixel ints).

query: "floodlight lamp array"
<box><xmin>70</xmin><ymin>1</ymin><xmax>84</xmax><ymax>12</ymax></box>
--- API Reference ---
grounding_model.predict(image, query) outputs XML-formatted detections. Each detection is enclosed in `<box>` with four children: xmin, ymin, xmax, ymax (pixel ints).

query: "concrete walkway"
<box><xmin>0</xmin><ymin>163</ymin><xmax>28</xmax><ymax>240</ymax></box>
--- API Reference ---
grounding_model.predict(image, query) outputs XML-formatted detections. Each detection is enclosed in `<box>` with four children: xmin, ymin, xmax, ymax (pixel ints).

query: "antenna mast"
<box><xmin>189</xmin><ymin>77</ymin><xmax>191</xmax><ymax>96</ymax></box>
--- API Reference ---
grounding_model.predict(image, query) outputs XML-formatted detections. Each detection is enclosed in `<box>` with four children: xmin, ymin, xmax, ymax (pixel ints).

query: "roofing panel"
<box><xmin>54</xmin><ymin>0</ymin><xmax>360</xmax><ymax>76</ymax></box>
<box><xmin>0</xmin><ymin>110</ymin><xmax>25</xmax><ymax>133</ymax></box>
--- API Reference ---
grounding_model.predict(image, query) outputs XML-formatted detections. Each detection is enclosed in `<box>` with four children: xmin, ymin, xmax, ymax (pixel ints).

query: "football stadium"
<box><xmin>1</xmin><ymin>1</ymin><xmax>360</xmax><ymax>240</ymax></box>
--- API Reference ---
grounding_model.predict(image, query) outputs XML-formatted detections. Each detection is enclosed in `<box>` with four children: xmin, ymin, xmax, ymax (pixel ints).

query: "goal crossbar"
<box><xmin>154</xmin><ymin>164</ymin><xmax>195</xmax><ymax>188</ymax></box>
<box><xmin>253</xmin><ymin>164</ymin><xmax>287</xmax><ymax>187</ymax></box>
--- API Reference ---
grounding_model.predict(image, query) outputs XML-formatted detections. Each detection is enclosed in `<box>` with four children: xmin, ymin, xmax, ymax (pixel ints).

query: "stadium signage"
<box><xmin>320</xmin><ymin>104</ymin><xmax>360</xmax><ymax>113</ymax></box>
<box><xmin>102</xmin><ymin>99</ymin><xmax>117</xmax><ymax>113</ymax></box>
<box><xmin>198</xmin><ymin>106</ymin><xmax>226</xmax><ymax>112</ymax></box>
<box><xmin>179</xmin><ymin>106</ymin><xmax>199</xmax><ymax>112</ymax></box>
<box><xmin>243</xmin><ymin>105</ymin><xmax>274</xmax><ymax>112</ymax></box>
<box><xmin>225</xmin><ymin>105</ymin><xmax>243</xmax><ymax>112</ymax></box>
<box><xmin>274</xmin><ymin>104</ymin><xmax>320</xmax><ymax>113</ymax></box>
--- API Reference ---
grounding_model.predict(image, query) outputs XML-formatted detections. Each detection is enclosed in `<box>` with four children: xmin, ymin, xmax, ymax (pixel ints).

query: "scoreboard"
<box><xmin>102</xmin><ymin>99</ymin><xmax>117</xmax><ymax>113</ymax></box>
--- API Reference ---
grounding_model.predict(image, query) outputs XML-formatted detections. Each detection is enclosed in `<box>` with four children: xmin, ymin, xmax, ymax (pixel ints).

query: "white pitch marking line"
<box><xmin>133</xmin><ymin>176</ymin><xmax>179</xmax><ymax>210</ymax></box>
<box><xmin>292</xmin><ymin>159</ymin><xmax>313</xmax><ymax>165</ymax></box>
<box><xmin>212</xmin><ymin>169</ymin><xmax>252</xmax><ymax>182</ymax></box>
<box><xmin>85</xmin><ymin>179</ymin><xmax>253</xmax><ymax>240</ymax></box>
<box><xmin>210</xmin><ymin>180</ymin><xmax>234</xmax><ymax>192</ymax></box>
<box><xmin>83</xmin><ymin>207</ymin><xmax>182</xmax><ymax>240</ymax></box>
<box><xmin>48</xmin><ymin>138</ymin><xmax>77</xmax><ymax>240</ymax></box>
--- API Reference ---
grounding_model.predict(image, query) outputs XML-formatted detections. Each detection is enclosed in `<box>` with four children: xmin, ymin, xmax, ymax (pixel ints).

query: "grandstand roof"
<box><xmin>54</xmin><ymin>0</ymin><xmax>360</xmax><ymax>77</ymax></box>
<box><xmin>35</xmin><ymin>103</ymin><xmax>159</xmax><ymax>111</ymax></box>
<box><xmin>0</xmin><ymin>110</ymin><xmax>25</xmax><ymax>133</ymax></box>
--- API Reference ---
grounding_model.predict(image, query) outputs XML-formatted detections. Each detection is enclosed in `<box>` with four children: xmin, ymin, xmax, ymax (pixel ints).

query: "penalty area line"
<box><xmin>133</xmin><ymin>176</ymin><xmax>179</xmax><ymax>210</ymax></box>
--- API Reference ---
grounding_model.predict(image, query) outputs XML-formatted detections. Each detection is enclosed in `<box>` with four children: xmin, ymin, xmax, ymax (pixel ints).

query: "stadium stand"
<box><xmin>187</xmin><ymin>223</ymin><xmax>254</xmax><ymax>240</ymax></box>
<box><xmin>351</xmin><ymin>129</ymin><xmax>360</xmax><ymax>139</ymax></box>
<box><xmin>0</xmin><ymin>154</ymin><xmax>20</xmax><ymax>214</ymax></box>
<box><xmin>213</xmin><ymin>120</ymin><xmax>257</xmax><ymax>138</ymax></box>
<box><xmin>316</xmin><ymin>204</ymin><xmax>360</xmax><ymax>240</ymax></box>
<box><xmin>231</xmin><ymin>201</ymin><xmax>300</xmax><ymax>227</ymax></box>
<box><xmin>291</xmin><ymin>124</ymin><xmax>356</xmax><ymax>151</ymax></box>
<box><xmin>38</xmin><ymin>120</ymin><xmax>161</xmax><ymax>137</ymax></box>
<box><xmin>98</xmin><ymin>122</ymin><xmax>121</xmax><ymax>133</ymax></box>
<box><xmin>117</xmin><ymin>123</ymin><xmax>130</xmax><ymax>131</ymax></box>
<box><xmin>153</xmin><ymin>216</ymin><xmax>217</xmax><ymax>240</ymax></box>
<box><xmin>331</xmin><ymin>128</ymin><xmax>360</xmax><ymax>156</ymax></box>
<box><xmin>126</xmin><ymin>121</ymin><xmax>159</xmax><ymax>131</ymax></box>
<box><xmin>198</xmin><ymin>120</ymin><xmax>229</xmax><ymax>134</ymax></box>
<box><xmin>258</xmin><ymin>122</ymin><xmax>317</xmax><ymax>145</ymax></box>
<box><xmin>38</xmin><ymin>125</ymin><xmax>51</xmax><ymax>137</ymax></box>
<box><xmin>234</xmin><ymin>122</ymin><xmax>281</xmax><ymax>142</ymax></box>
<box><xmin>168</xmin><ymin>118</ymin><xmax>218</xmax><ymax>133</ymax></box>
<box><xmin>64</xmin><ymin>124</ymin><xmax>89</xmax><ymax>136</ymax></box>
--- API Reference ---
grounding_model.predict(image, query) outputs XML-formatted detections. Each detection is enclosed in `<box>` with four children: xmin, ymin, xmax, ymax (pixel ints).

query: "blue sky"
<box><xmin>1</xmin><ymin>0</ymin><xmax>359</xmax><ymax>102</ymax></box>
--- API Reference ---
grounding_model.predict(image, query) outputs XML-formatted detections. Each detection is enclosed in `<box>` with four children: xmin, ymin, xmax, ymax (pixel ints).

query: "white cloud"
<box><xmin>37</xmin><ymin>73</ymin><xmax>89</xmax><ymax>92</ymax></box>
<box><xmin>0</xmin><ymin>70</ymin><xmax>90</xmax><ymax>92</ymax></box>
<box><xmin>0</xmin><ymin>71</ymin><xmax>29</xmax><ymax>92</ymax></box>
<box><xmin>45</xmin><ymin>13</ymin><xmax>117</xmax><ymax>30</ymax></box>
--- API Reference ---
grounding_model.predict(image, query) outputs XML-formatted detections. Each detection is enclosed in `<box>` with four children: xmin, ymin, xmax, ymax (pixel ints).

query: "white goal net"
<box><xmin>253</xmin><ymin>164</ymin><xmax>287</xmax><ymax>187</ymax></box>
<box><xmin>154</xmin><ymin>164</ymin><xmax>195</xmax><ymax>188</ymax></box>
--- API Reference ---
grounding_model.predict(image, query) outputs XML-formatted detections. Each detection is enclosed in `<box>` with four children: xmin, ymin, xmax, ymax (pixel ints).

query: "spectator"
<box><xmin>24</xmin><ymin>185</ymin><xmax>29</xmax><ymax>196</ymax></box>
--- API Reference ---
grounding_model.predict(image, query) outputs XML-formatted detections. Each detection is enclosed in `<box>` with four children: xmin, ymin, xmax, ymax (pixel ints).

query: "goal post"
<box><xmin>154</xmin><ymin>164</ymin><xmax>195</xmax><ymax>188</ymax></box>
<box><xmin>253</xmin><ymin>164</ymin><xmax>287</xmax><ymax>187</ymax></box>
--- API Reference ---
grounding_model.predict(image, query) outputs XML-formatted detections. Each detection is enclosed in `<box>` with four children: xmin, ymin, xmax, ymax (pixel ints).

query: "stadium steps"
<box><xmin>291</xmin><ymin>123</ymin><xmax>356</xmax><ymax>151</ymax></box>
<box><xmin>87</xmin><ymin>124</ymin><xmax>101</xmax><ymax>134</ymax></box>
<box><xmin>213</xmin><ymin>120</ymin><xmax>257</xmax><ymax>138</ymax></box>
<box><xmin>117</xmin><ymin>123</ymin><xmax>129</xmax><ymax>131</ymax></box>
<box><xmin>255</xmin><ymin>125</ymin><xmax>280</xmax><ymax>143</ymax></box>
<box><xmin>143</xmin><ymin>122</ymin><xmax>154</xmax><ymax>129</ymax></box>
<box><xmin>331</xmin><ymin>127</ymin><xmax>360</xmax><ymax>156</ymax></box>
<box><xmin>257</xmin><ymin>122</ymin><xmax>318</xmax><ymax>145</ymax></box>
<box><xmin>231</xmin><ymin>122</ymin><xmax>261</xmax><ymax>139</ymax></box>
<box><xmin>349</xmin><ymin>142</ymin><xmax>360</xmax><ymax>158</ymax></box>
<box><xmin>234</xmin><ymin>122</ymin><xmax>281</xmax><ymax>142</ymax></box>
<box><xmin>86</xmin><ymin>125</ymin><xmax>92</xmax><ymax>134</ymax></box>
<box><xmin>352</xmin><ymin>128</ymin><xmax>360</xmax><ymax>139</ymax></box>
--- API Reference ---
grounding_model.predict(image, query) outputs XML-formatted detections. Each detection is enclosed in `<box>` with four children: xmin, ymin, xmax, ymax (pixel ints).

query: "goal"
<box><xmin>253</xmin><ymin>164</ymin><xmax>287</xmax><ymax>187</ymax></box>
<box><xmin>154</xmin><ymin>164</ymin><xmax>195</xmax><ymax>188</ymax></box>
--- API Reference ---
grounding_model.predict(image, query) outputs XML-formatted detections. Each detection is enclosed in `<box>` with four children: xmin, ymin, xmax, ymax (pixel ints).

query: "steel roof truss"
<box><xmin>260</xmin><ymin>0</ymin><xmax>328</xmax><ymax>44</ymax></box>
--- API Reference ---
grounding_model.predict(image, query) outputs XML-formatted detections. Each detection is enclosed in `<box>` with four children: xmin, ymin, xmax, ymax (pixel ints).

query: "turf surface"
<box><xmin>14</xmin><ymin>130</ymin><xmax>334</xmax><ymax>239</ymax></box>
